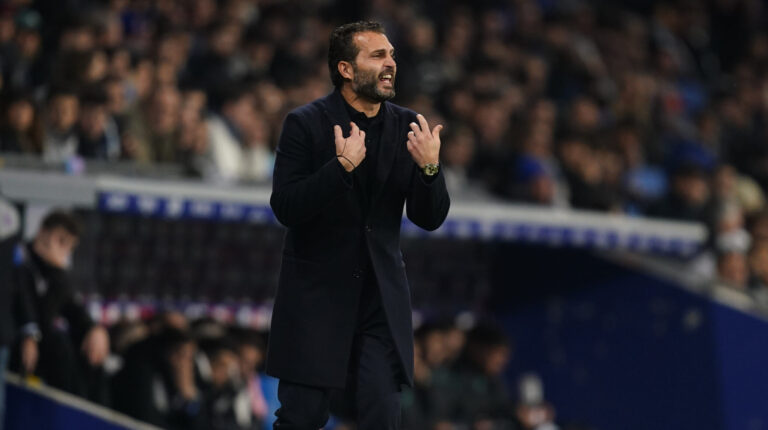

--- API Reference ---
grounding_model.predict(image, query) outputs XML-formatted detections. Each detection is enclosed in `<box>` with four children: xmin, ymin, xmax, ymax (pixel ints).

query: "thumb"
<box><xmin>334</xmin><ymin>125</ymin><xmax>343</xmax><ymax>142</ymax></box>
<box><xmin>432</xmin><ymin>124</ymin><xmax>443</xmax><ymax>141</ymax></box>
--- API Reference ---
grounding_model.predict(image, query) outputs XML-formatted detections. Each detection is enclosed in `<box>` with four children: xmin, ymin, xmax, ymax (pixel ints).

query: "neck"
<box><xmin>340</xmin><ymin>85</ymin><xmax>381</xmax><ymax>118</ymax></box>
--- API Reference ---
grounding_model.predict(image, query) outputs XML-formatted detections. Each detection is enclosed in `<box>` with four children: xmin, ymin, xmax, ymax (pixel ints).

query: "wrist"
<box><xmin>421</xmin><ymin>161</ymin><xmax>440</xmax><ymax>176</ymax></box>
<box><xmin>337</xmin><ymin>155</ymin><xmax>356</xmax><ymax>172</ymax></box>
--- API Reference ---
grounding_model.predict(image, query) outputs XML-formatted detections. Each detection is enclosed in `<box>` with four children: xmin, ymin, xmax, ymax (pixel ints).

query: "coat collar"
<box><xmin>322</xmin><ymin>89</ymin><xmax>400</xmax><ymax>209</ymax></box>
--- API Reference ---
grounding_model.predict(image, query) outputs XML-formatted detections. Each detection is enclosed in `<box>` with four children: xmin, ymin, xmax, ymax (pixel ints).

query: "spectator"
<box><xmin>123</xmin><ymin>84</ymin><xmax>183</xmax><ymax>163</ymax></box>
<box><xmin>205</xmin><ymin>85</ymin><xmax>272</xmax><ymax>183</ymax></box>
<box><xmin>204</xmin><ymin>339</ymin><xmax>254</xmax><ymax>430</ymax></box>
<box><xmin>650</xmin><ymin>164</ymin><xmax>716</xmax><ymax>223</ymax></box>
<box><xmin>1</xmin><ymin>9</ymin><xmax>46</xmax><ymax>92</ymax></box>
<box><xmin>445</xmin><ymin>323</ymin><xmax>520</xmax><ymax>429</ymax></box>
<box><xmin>234</xmin><ymin>330</ymin><xmax>272</xmax><ymax>429</ymax></box>
<box><xmin>113</xmin><ymin>326</ymin><xmax>208</xmax><ymax>430</ymax></box>
<box><xmin>75</xmin><ymin>86</ymin><xmax>121</xmax><ymax>160</ymax></box>
<box><xmin>0</xmin><ymin>91</ymin><xmax>40</xmax><ymax>154</ymax></box>
<box><xmin>41</xmin><ymin>86</ymin><xmax>80</xmax><ymax>164</ymax></box>
<box><xmin>12</xmin><ymin>210</ymin><xmax>110</xmax><ymax>403</ymax></box>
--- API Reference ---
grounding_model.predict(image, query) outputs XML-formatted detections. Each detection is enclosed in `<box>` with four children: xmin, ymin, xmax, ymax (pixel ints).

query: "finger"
<box><xmin>360</xmin><ymin>130</ymin><xmax>366</xmax><ymax>140</ymax></box>
<box><xmin>416</xmin><ymin>114</ymin><xmax>430</xmax><ymax>135</ymax></box>
<box><xmin>406</xmin><ymin>140</ymin><xmax>414</xmax><ymax>153</ymax></box>
<box><xmin>350</xmin><ymin>122</ymin><xmax>359</xmax><ymax>136</ymax></box>
<box><xmin>432</xmin><ymin>124</ymin><xmax>443</xmax><ymax>142</ymax></box>
<box><xmin>409</xmin><ymin>122</ymin><xmax>421</xmax><ymax>135</ymax></box>
<box><xmin>334</xmin><ymin>125</ymin><xmax>343</xmax><ymax>142</ymax></box>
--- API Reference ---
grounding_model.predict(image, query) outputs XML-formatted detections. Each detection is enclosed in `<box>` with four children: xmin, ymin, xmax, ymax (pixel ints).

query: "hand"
<box><xmin>21</xmin><ymin>337</ymin><xmax>38</xmax><ymax>373</ymax></box>
<box><xmin>81</xmin><ymin>325</ymin><xmax>110</xmax><ymax>366</ymax></box>
<box><xmin>170</xmin><ymin>343</ymin><xmax>198</xmax><ymax>400</ymax></box>
<box><xmin>406</xmin><ymin>114</ymin><xmax>442</xmax><ymax>168</ymax></box>
<box><xmin>334</xmin><ymin>122</ymin><xmax>367</xmax><ymax>172</ymax></box>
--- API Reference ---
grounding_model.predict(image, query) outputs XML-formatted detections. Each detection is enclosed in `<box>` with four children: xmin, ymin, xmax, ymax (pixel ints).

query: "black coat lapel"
<box><xmin>322</xmin><ymin>90</ymin><xmax>352</xmax><ymax>144</ymax></box>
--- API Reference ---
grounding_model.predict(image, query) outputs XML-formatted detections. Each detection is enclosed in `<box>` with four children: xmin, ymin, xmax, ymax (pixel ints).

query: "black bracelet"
<box><xmin>337</xmin><ymin>155</ymin><xmax>356</xmax><ymax>170</ymax></box>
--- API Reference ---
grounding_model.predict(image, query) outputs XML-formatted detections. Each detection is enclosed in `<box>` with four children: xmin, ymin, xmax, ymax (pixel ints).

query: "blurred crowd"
<box><xmin>2</xmin><ymin>0</ymin><xmax>768</xmax><ymax>306</ymax></box>
<box><xmin>0</xmin><ymin>209</ymin><xmax>565</xmax><ymax>430</ymax></box>
<box><xmin>2</xmin><ymin>0</ymin><xmax>768</xmax><ymax>425</ymax></box>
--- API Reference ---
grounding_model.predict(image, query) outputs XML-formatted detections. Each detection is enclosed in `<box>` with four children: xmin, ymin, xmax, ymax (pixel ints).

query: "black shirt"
<box><xmin>343</xmin><ymin>101</ymin><xmax>385</xmax><ymax>218</ymax></box>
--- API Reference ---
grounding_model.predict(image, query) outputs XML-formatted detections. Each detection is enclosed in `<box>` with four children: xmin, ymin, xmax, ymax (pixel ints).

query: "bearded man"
<box><xmin>266</xmin><ymin>20</ymin><xmax>450</xmax><ymax>430</ymax></box>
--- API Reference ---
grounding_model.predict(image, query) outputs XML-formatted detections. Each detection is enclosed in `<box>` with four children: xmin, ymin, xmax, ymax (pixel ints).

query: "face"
<box><xmin>79</xmin><ymin>104</ymin><xmax>107</xmax><ymax>138</ymax></box>
<box><xmin>37</xmin><ymin>227</ymin><xmax>79</xmax><ymax>268</ymax></box>
<box><xmin>7</xmin><ymin>100</ymin><xmax>34</xmax><ymax>132</ymax></box>
<box><xmin>210</xmin><ymin>350</ymin><xmax>239</xmax><ymax>387</ymax></box>
<box><xmin>49</xmin><ymin>95</ymin><xmax>79</xmax><ymax>131</ymax></box>
<box><xmin>238</xmin><ymin>344</ymin><xmax>263</xmax><ymax>377</ymax></box>
<box><xmin>484</xmin><ymin>345</ymin><xmax>511</xmax><ymax>376</ymax></box>
<box><xmin>344</xmin><ymin>31</ymin><xmax>396</xmax><ymax>102</ymax></box>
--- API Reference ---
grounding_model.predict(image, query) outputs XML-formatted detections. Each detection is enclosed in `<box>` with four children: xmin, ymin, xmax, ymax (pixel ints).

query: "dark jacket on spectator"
<box><xmin>113</xmin><ymin>330</ymin><xmax>209</xmax><ymax>430</ymax></box>
<box><xmin>13</xmin><ymin>243</ymin><xmax>97</xmax><ymax>397</ymax></box>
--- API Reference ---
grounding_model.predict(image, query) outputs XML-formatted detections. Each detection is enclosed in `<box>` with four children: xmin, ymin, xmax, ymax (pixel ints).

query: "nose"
<box><xmin>384</xmin><ymin>54</ymin><xmax>396</xmax><ymax>69</ymax></box>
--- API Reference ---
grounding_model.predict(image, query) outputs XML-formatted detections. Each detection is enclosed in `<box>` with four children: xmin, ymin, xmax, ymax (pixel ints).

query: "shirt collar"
<box><xmin>342</xmin><ymin>98</ymin><xmax>384</xmax><ymax>126</ymax></box>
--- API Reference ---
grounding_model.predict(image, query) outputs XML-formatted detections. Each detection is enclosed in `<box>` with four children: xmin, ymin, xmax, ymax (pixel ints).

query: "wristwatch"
<box><xmin>422</xmin><ymin>163</ymin><xmax>440</xmax><ymax>176</ymax></box>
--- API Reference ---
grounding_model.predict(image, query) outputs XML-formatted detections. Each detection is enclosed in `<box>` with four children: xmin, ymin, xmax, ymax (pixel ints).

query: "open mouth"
<box><xmin>379</xmin><ymin>73</ymin><xmax>394</xmax><ymax>85</ymax></box>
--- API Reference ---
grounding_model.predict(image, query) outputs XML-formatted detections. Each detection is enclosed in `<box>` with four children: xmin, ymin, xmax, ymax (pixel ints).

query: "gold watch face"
<box><xmin>424</xmin><ymin>163</ymin><xmax>439</xmax><ymax>176</ymax></box>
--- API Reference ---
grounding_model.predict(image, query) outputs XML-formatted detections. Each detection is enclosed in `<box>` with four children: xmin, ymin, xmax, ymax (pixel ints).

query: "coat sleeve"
<box><xmin>405</xmin><ymin>164</ymin><xmax>450</xmax><ymax>231</ymax></box>
<box><xmin>270</xmin><ymin>112</ymin><xmax>353</xmax><ymax>228</ymax></box>
<box><xmin>12</xmin><ymin>270</ymin><xmax>39</xmax><ymax>338</ymax></box>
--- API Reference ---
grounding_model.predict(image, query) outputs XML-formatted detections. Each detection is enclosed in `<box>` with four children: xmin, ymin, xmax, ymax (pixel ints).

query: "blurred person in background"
<box><xmin>123</xmin><ymin>83</ymin><xmax>183</xmax><ymax>163</ymax></box>
<box><xmin>441</xmin><ymin>124</ymin><xmax>494</xmax><ymax>202</ymax></box>
<box><xmin>75</xmin><ymin>86</ymin><xmax>121</xmax><ymax>160</ymax></box>
<box><xmin>445</xmin><ymin>323</ymin><xmax>520</xmax><ymax>430</ymax></box>
<box><xmin>206</xmin><ymin>85</ymin><xmax>272</xmax><ymax>183</ymax></box>
<box><xmin>12</xmin><ymin>210</ymin><xmax>110</xmax><ymax>403</ymax></box>
<box><xmin>401</xmin><ymin>323</ymin><xmax>454</xmax><ymax>429</ymax></box>
<box><xmin>113</xmin><ymin>325</ymin><xmax>207</xmax><ymax>430</ymax></box>
<box><xmin>650</xmin><ymin>164</ymin><xmax>716</xmax><ymax>224</ymax></box>
<box><xmin>0</xmin><ymin>194</ymin><xmax>38</xmax><ymax>430</ymax></box>
<box><xmin>41</xmin><ymin>86</ymin><xmax>80</xmax><ymax>164</ymax></box>
<box><xmin>204</xmin><ymin>339</ymin><xmax>258</xmax><ymax>430</ymax></box>
<box><xmin>0</xmin><ymin>9</ymin><xmax>46</xmax><ymax>93</ymax></box>
<box><xmin>514</xmin><ymin>373</ymin><xmax>559</xmax><ymax>430</ymax></box>
<box><xmin>0</xmin><ymin>91</ymin><xmax>41</xmax><ymax>154</ymax></box>
<box><xmin>234</xmin><ymin>329</ymin><xmax>273</xmax><ymax>429</ymax></box>
<box><xmin>267</xmin><ymin>20</ymin><xmax>449</xmax><ymax>429</ymax></box>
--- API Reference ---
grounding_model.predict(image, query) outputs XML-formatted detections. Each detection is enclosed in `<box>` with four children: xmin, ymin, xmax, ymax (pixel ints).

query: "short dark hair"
<box><xmin>40</xmin><ymin>210</ymin><xmax>82</xmax><ymax>238</ymax></box>
<box><xmin>328</xmin><ymin>21</ymin><xmax>385</xmax><ymax>88</ymax></box>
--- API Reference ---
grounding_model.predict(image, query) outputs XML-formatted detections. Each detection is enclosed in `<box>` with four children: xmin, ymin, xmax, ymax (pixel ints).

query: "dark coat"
<box><xmin>265</xmin><ymin>90</ymin><xmax>450</xmax><ymax>389</ymax></box>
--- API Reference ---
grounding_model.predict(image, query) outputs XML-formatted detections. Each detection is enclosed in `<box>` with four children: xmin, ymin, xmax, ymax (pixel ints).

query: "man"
<box><xmin>266</xmin><ymin>21</ymin><xmax>450</xmax><ymax>429</ymax></box>
<box><xmin>13</xmin><ymin>210</ymin><xmax>110</xmax><ymax>403</ymax></box>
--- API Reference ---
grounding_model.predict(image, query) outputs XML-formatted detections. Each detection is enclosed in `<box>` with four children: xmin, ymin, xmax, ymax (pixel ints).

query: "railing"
<box><xmin>0</xmin><ymin>167</ymin><xmax>706</xmax><ymax>257</ymax></box>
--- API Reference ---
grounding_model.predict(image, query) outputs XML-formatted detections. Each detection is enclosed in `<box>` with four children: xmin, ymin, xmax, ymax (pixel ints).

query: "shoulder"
<box><xmin>285</xmin><ymin>94</ymin><xmax>332</xmax><ymax>123</ymax></box>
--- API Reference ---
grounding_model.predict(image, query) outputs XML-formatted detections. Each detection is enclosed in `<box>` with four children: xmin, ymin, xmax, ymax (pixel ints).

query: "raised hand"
<box><xmin>406</xmin><ymin>114</ymin><xmax>442</xmax><ymax>168</ymax></box>
<box><xmin>334</xmin><ymin>122</ymin><xmax>367</xmax><ymax>172</ymax></box>
<box><xmin>81</xmin><ymin>325</ymin><xmax>110</xmax><ymax>366</ymax></box>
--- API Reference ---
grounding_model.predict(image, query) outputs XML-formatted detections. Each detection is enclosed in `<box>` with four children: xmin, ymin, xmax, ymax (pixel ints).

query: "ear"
<box><xmin>338</xmin><ymin>61</ymin><xmax>354</xmax><ymax>81</ymax></box>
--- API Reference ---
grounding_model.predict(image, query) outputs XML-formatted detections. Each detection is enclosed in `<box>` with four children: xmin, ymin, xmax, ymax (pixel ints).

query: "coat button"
<box><xmin>365</xmin><ymin>225</ymin><xmax>373</xmax><ymax>232</ymax></box>
<box><xmin>352</xmin><ymin>271</ymin><xmax>361</xmax><ymax>279</ymax></box>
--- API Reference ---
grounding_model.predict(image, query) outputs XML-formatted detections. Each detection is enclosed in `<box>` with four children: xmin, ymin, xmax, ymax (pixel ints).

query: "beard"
<box><xmin>351</xmin><ymin>64</ymin><xmax>396</xmax><ymax>103</ymax></box>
